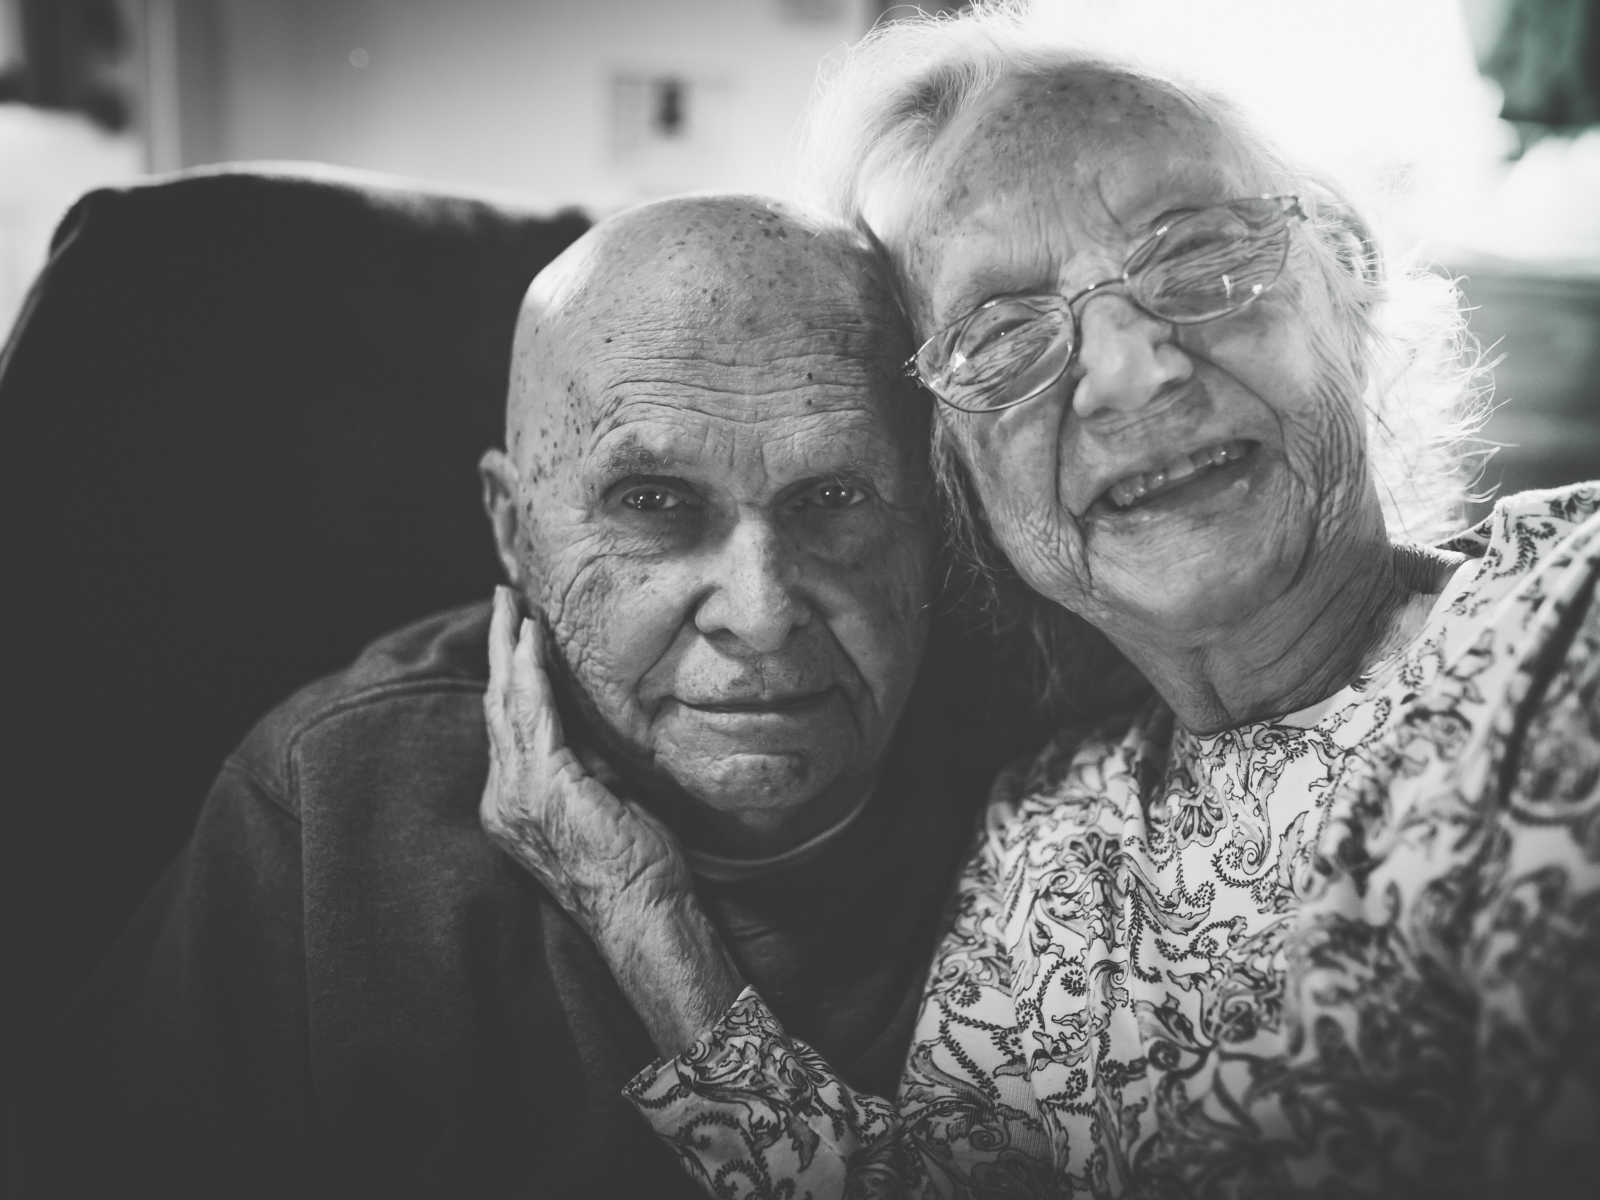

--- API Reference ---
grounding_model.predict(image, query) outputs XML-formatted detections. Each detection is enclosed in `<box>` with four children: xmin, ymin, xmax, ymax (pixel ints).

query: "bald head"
<box><xmin>502</xmin><ymin>194</ymin><xmax>917</xmax><ymax>484</ymax></box>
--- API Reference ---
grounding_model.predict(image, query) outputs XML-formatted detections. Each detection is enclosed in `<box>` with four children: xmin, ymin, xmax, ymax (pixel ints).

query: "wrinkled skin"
<box><xmin>884</xmin><ymin>73</ymin><xmax>1419</xmax><ymax>729</ymax></box>
<box><xmin>481</xmin><ymin>586</ymin><xmax>744</xmax><ymax>1051</ymax></box>
<box><xmin>481</xmin><ymin>586</ymin><xmax>688</xmax><ymax>927</ymax></box>
<box><xmin>480</xmin><ymin>195</ymin><xmax>934</xmax><ymax>859</ymax></box>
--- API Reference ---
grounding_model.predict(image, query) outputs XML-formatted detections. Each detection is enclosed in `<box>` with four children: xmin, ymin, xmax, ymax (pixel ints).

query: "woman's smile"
<box><xmin>1095</xmin><ymin>438</ymin><xmax>1256</xmax><ymax>513</ymax></box>
<box><xmin>1088</xmin><ymin>441</ymin><xmax>1260</xmax><ymax>518</ymax></box>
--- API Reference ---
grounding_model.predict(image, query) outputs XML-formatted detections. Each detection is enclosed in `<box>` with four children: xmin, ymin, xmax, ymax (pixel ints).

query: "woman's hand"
<box><xmin>480</xmin><ymin>585</ymin><xmax>744</xmax><ymax>1053</ymax></box>
<box><xmin>480</xmin><ymin>585</ymin><xmax>690</xmax><ymax>936</ymax></box>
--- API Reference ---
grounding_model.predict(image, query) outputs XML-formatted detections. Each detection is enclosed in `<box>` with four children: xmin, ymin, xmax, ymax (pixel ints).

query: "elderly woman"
<box><xmin>480</xmin><ymin>5</ymin><xmax>1599</xmax><ymax>1197</ymax></box>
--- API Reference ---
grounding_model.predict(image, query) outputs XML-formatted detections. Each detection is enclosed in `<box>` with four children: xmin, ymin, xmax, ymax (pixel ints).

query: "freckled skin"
<box><xmin>481</xmin><ymin>195</ymin><xmax>934</xmax><ymax>855</ymax></box>
<box><xmin>885</xmin><ymin>72</ymin><xmax>1399</xmax><ymax>727</ymax></box>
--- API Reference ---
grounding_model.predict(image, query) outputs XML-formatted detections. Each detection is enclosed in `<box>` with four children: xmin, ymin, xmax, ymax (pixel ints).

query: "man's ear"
<box><xmin>478</xmin><ymin>448</ymin><xmax>528</xmax><ymax>588</ymax></box>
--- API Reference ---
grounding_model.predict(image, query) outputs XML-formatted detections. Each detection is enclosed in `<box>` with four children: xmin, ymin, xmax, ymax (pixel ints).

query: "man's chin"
<box><xmin>673</xmin><ymin>749</ymin><xmax>823</xmax><ymax>814</ymax></box>
<box><xmin>660</xmin><ymin>752</ymin><xmax>869</xmax><ymax>857</ymax></box>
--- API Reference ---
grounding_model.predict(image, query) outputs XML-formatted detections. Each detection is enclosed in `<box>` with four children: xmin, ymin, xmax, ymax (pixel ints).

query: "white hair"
<box><xmin>796</xmin><ymin>0</ymin><xmax>1493</xmax><ymax>711</ymax></box>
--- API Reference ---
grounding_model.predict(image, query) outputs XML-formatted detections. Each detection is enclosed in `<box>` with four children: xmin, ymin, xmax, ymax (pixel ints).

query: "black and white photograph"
<box><xmin>7</xmin><ymin>1</ymin><xmax>1598</xmax><ymax>1196</ymax></box>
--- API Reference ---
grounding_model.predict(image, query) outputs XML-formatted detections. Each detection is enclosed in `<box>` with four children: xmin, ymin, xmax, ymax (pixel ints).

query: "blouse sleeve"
<box><xmin>1466</xmin><ymin>555</ymin><xmax>1600</xmax><ymax>1196</ymax></box>
<box><xmin>624</xmin><ymin>765</ymin><xmax>1056</xmax><ymax>1198</ymax></box>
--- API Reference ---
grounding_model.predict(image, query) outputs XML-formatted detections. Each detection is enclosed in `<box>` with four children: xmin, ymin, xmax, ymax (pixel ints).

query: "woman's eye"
<box><xmin>961</xmin><ymin>311</ymin><xmax>1037</xmax><ymax>358</ymax></box>
<box><xmin>620</xmin><ymin>486</ymin><xmax>682</xmax><ymax>512</ymax></box>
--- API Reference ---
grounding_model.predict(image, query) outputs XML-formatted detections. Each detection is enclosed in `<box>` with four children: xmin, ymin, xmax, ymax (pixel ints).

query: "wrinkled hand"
<box><xmin>480</xmin><ymin>586</ymin><xmax>692</xmax><ymax>938</ymax></box>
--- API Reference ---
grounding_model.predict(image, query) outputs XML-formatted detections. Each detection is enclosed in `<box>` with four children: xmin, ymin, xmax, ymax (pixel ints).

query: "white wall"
<box><xmin>172</xmin><ymin>0</ymin><xmax>878</xmax><ymax>212</ymax></box>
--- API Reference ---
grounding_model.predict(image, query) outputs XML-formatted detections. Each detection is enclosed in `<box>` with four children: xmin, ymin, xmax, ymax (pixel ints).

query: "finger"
<box><xmin>478</xmin><ymin>758</ymin><xmax>503</xmax><ymax>830</ymax></box>
<box><xmin>511</xmin><ymin>616</ymin><xmax>565</xmax><ymax>758</ymax></box>
<box><xmin>485</xmin><ymin>586</ymin><xmax>514</xmax><ymax>732</ymax></box>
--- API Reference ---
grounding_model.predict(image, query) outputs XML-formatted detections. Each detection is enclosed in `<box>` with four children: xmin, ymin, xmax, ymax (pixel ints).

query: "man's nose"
<box><xmin>1070</xmin><ymin>295</ymin><xmax>1193</xmax><ymax>420</ymax></box>
<box><xmin>694</xmin><ymin>518</ymin><xmax>811</xmax><ymax>653</ymax></box>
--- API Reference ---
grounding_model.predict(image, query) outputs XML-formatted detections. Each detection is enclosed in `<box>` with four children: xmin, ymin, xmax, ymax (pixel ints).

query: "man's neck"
<box><xmin>619</xmin><ymin>760</ymin><xmax>880</xmax><ymax>863</ymax></box>
<box><xmin>683</xmin><ymin>790</ymin><xmax>875</xmax><ymax>882</ymax></box>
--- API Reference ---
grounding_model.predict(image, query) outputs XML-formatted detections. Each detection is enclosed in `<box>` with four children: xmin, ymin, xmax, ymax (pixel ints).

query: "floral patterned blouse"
<box><xmin>626</xmin><ymin>485</ymin><xmax>1600</xmax><ymax>1199</ymax></box>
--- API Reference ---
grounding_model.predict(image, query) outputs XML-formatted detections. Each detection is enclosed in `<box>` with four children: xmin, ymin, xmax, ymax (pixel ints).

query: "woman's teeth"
<box><xmin>1104</xmin><ymin>441</ymin><xmax>1248</xmax><ymax>510</ymax></box>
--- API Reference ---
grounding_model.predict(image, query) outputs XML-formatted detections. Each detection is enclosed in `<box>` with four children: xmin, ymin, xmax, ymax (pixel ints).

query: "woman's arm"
<box><xmin>479</xmin><ymin>586</ymin><xmax>743</xmax><ymax>1056</ymax></box>
<box><xmin>1468</xmin><ymin>560</ymin><xmax>1600</xmax><ymax>1198</ymax></box>
<box><xmin>623</xmin><ymin>799</ymin><xmax>1056</xmax><ymax>1198</ymax></box>
<box><xmin>480</xmin><ymin>586</ymin><xmax>1055</xmax><ymax>1197</ymax></box>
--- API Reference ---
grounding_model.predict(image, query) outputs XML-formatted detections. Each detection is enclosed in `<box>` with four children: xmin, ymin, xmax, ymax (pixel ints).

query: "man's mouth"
<box><xmin>681</xmin><ymin>691</ymin><xmax>832</xmax><ymax>714</ymax></box>
<box><xmin>1099</xmin><ymin>439</ymin><xmax>1256</xmax><ymax>512</ymax></box>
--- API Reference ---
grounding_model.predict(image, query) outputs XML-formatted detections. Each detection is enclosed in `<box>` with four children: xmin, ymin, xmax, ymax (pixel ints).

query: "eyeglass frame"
<box><xmin>902</xmin><ymin>193</ymin><xmax>1308</xmax><ymax>415</ymax></box>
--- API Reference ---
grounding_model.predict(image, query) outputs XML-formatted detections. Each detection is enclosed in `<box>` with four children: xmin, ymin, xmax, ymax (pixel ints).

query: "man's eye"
<box><xmin>620</xmin><ymin>486</ymin><xmax>682</xmax><ymax>512</ymax></box>
<box><xmin>806</xmin><ymin>481</ymin><xmax>867</xmax><ymax>509</ymax></box>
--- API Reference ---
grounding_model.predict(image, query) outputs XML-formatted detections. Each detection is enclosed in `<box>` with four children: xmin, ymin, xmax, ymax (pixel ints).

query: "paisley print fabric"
<box><xmin>626</xmin><ymin>485</ymin><xmax>1600</xmax><ymax>1199</ymax></box>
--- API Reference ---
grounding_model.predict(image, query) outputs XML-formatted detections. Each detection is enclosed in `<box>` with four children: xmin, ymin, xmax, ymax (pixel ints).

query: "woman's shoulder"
<box><xmin>1423</xmin><ymin>482</ymin><xmax>1599</xmax><ymax>648</ymax></box>
<box><xmin>1441</xmin><ymin>482</ymin><xmax>1600</xmax><ymax>569</ymax></box>
<box><xmin>1396</xmin><ymin>481</ymin><xmax>1599</xmax><ymax>744</ymax></box>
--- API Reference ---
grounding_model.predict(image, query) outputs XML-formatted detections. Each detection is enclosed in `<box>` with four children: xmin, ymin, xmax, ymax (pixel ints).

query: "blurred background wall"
<box><xmin>1</xmin><ymin>0</ymin><xmax>1596</xmax><ymax>510</ymax></box>
<box><xmin>0</xmin><ymin>0</ymin><xmax>883</xmax><ymax>327</ymax></box>
<box><xmin>138</xmin><ymin>0</ymin><xmax>881</xmax><ymax>206</ymax></box>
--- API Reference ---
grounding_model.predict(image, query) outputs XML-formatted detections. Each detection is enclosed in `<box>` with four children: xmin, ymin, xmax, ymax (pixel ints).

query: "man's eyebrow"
<box><xmin>589</xmin><ymin>441</ymin><xmax>672</xmax><ymax>479</ymax></box>
<box><xmin>804</xmin><ymin>443</ymin><xmax>906</xmax><ymax>479</ymax></box>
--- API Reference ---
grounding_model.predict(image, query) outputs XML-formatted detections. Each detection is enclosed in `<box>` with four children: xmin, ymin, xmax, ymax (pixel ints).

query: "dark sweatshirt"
<box><xmin>22</xmin><ymin>601</ymin><xmax>1008</xmax><ymax>1198</ymax></box>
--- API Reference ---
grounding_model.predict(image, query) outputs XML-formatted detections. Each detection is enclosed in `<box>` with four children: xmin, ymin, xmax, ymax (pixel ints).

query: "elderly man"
<box><xmin>26</xmin><ymin>195</ymin><xmax>1017</xmax><ymax>1197</ymax></box>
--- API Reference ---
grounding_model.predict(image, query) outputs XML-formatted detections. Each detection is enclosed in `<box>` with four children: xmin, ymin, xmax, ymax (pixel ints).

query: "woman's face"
<box><xmin>887</xmin><ymin>76</ymin><xmax>1373</xmax><ymax>647</ymax></box>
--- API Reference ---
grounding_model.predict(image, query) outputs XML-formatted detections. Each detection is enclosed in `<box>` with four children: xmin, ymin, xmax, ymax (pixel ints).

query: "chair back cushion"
<box><xmin>6</xmin><ymin>164</ymin><xmax>589</xmax><ymax>1015</ymax></box>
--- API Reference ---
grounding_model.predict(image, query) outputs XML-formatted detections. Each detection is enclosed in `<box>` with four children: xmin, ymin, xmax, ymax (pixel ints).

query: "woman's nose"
<box><xmin>1069</xmin><ymin>295</ymin><xmax>1193</xmax><ymax>419</ymax></box>
<box><xmin>693</xmin><ymin>519</ymin><xmax>811</xmax><ymax>654</ymax></box>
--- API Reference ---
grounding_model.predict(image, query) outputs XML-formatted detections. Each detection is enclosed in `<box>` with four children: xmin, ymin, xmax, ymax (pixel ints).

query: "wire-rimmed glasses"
<box><xmin>905</xmin><ymin>194</ymin><xmax>1307</xmax><ymax>414</ymax></box>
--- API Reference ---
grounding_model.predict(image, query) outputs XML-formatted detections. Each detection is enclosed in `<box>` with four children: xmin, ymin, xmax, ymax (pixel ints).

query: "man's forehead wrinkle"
<box><xmin>583</xmin><ymin>272</ymin><xmax>892</xmax><ymax>341</ymax></box>
<box><xmin>581</xmin><ymin>318</ymin><xmax>903</xmax><ymax>423</ymax></box>
<box><xmin>588</xmin><ymin>389</ymin><xmax>897</xmax><ymax>445</ymax></box>
<box><xmin>594</xmin><ymin>324</ymin><xmax>896</xmax><ymax>371</ymax></box>
<box><xmin>585</xmin><ymin>401</ymin><xmax>903</xmax><ymax>471</ymax></box>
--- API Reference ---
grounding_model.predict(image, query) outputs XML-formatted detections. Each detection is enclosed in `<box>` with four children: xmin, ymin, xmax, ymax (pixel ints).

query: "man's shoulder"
<box><xmin>228</xmin><ymin>600</ymin><xmax>492</xmax><ymax>808</ymax></box>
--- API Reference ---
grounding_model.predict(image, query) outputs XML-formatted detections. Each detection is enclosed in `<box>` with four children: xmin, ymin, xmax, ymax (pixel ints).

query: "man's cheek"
<box><xmin>870</xmin><ymin>539</ymin><xmax>934</xmax><ymax>634</ymax></box>
<box><xmin>829</xmin><ymin>552</ymin><xmax>933</xmax><ymax>711</ymax></box>
<box><xmin>540</xmin><ymin>554</ymin><xmax>624</xmax><ymax>693</ymax></box>
<box><xmin>837</xmin><ymin>511</ymin><xmax>934</xmax><ymax>633</ymax></box>
<box><xmin>545</xmin><ymin>560</ymin><xmax>686</xmax><ymax>730</ymax></box>
<box><xmin>817</xmin><ymin>501</ymin><xmax>933</xmax><ymax>576</ymax></box>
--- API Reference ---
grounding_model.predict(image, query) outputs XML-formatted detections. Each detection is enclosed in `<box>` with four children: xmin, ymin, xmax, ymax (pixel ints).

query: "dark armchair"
<box><xmin>6</xmin><ymin>164</ymin><xmax>590</xmax><ymax>1026</ymax></box>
